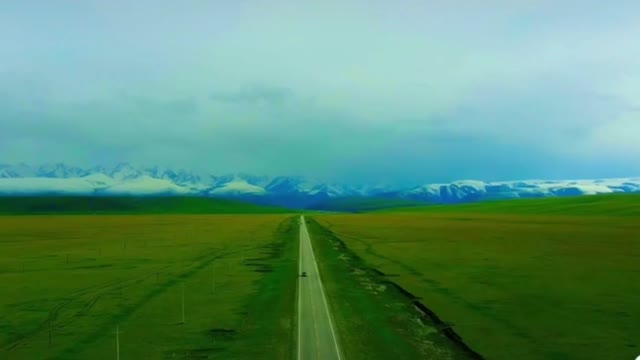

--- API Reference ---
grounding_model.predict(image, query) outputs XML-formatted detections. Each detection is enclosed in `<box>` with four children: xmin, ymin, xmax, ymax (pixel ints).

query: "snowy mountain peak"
<box><xmin>110</xmin><ymin>163</ymin><xmax>143</xmax><ymax>181</ymax></box>
<box><xmin>0</xmin><ymin>163</ymin><xmax>36</xmax><ymax>178</ymax></box>
<box><xmin>207</xmin><ymin>179</ymin><xmax>266</xmax><ymax>196</ymax></box>
<box><xmin>37</xmin><ymin>163</ymin><xmax>89</xmax><ymax>178</ymax></box>
<box><xmin>0</xmin><ymin>163</ymin><xmax>638</xmax><ymax>208</ymax></box>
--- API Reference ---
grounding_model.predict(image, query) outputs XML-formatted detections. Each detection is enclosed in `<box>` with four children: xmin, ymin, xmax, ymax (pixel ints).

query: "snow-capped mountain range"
<box><xmin>0</xmin><ymin>163</ymin><xmax>639</xmax><ymax>208</ymax></box>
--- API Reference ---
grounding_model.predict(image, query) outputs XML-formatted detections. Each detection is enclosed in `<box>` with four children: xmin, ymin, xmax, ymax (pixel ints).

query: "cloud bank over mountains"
<box><xmin>1</xmin><ymin>163</ymin><xmax>638</xmax><ymax>208</ymax></box>
<box><xmin>1</xmin><ymin>1</ymin><xmax>639</xmax><ymax>185</ymax></box>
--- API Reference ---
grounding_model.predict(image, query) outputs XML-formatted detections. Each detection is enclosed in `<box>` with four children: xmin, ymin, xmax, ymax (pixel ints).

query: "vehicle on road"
<box><xmin>301</xmin><ymin>271</ymin><xmax>307</xmax><ymax>277</ymax></box>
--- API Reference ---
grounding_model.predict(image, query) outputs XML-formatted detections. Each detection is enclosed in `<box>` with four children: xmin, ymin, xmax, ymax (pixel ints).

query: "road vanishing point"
<box><xmin>297</xmin><ymin>216</ymin><xmax>342</xmax><ymax>360</ymax></box>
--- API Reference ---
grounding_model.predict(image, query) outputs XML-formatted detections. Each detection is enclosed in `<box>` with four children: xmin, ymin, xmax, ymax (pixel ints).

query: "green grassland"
<box><xmin>306</xmin><ymin>218</ymin><xmax>475</xmax><ymax>360</ymax></box>
<box><xmin>310</xmin><ymin>195</ymin><xmax>640</xmax><ymax>360</ymax></box>
<box><xmin>381</xmin><ymin>193</ymin><xmax>640</xmax><ymax>216</ymax></box>
<box><xmin>309</xmin><ymin>197</ymin><xmax>428</xmax><ymax>212</ymax></box>
<box><xmin>0</xmin><ymin>214</ymin><xmax>298</xmax><ymax>360</ymax></box>
<box><xmin>0</xmin><ymin>196</ymin><xmax>290</xmax><ymax>215</ymax></box>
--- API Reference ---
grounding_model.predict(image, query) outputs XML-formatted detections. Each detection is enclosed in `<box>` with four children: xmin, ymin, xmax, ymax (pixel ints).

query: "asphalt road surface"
<box><xmin>298</xmin><ymin>216</ymin><xmax>342</xmax><ymax>360</ymax></box>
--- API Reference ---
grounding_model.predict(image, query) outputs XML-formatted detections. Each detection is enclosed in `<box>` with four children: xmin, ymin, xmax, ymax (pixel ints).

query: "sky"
<box><xmin>1</xmin><ymin>0</ymin><xmax>639</xmax><ymax>185</ymax></box>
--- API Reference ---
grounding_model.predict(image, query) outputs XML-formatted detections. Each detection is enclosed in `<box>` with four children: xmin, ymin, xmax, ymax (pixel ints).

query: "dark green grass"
<box><xmin>306</xmin><ymin>218</ymin><xmax>473</xmax><ymax>360</ymax></box>
<box><xmin>224</xmin><ymin>217</ymin><xmax>299</xmax><ymax>360</ymax></box>
<box><xmin>309</xmin><ymin>197</ymin><xmax>428</xmax><ymax>212</ymax></box>
<box><xmin>0</xmin><ymin>196</ymin><xmax>291</xmax><ymax>215</ymax></box>
<box><xmin>380</xmin><ymin>193</ymin><xmax>640</xmax><ymax>215</ymax></box>
<box><xmin>313</xmin><ymin>203</ymin><xmax>640</xmax><ymax>360</ymax></box>
<box><xmin>0</xmin><ymin>214</ymin><xmax>298</xmax><ymax>359</ymax></box>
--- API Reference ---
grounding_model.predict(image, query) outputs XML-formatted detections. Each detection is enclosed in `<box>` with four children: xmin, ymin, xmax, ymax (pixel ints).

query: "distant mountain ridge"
<box><xmin>0</xmin><ymin>163</ymin><xmax>639</xmax><ymax>209</ymax></box>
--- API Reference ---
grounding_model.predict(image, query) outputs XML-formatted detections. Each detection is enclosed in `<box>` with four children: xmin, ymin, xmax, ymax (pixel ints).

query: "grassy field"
<box><xmin>306</xmin><ymin>218</ymin><xmax>475</xmax><ymax>360</ymax></box>
<box><xmin>308</xmin><ymin>197</ymin><xmax>428</xmax><ymax>212</ymax></box>
<box><xmin>381</xmin><ymin>193</ymin><xmax>640</xmax><ymax>216</ymax></box>
<box><xmin>310</xmin><ymin>195</ymin><xmax>640</xmax><ymax>360</ymax></box>
<box><xmin>0</xmin><ymin>196</ymin><xmax>291</xmax><ymax>215</ymax></box>
<box><xmin>0</xmin><ymin>214</ymin><xmax>298</xmax><ymax>360</ymax></box>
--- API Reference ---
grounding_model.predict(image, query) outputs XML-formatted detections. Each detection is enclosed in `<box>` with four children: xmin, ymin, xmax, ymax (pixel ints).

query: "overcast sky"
<box><xmin>1</xmin><ymin>0</ymin><xmax>639</xmax><ymax>185</ymax></box>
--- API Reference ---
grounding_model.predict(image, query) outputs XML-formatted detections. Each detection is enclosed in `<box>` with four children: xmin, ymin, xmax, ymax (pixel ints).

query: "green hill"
<box><xmin>0</xmin><ymin>196</ymin><xmax>292</xmax><ymax>215</ymax></box>
<box><xmin>310</xmin><ymin>197</ymin><xmax>428</xmax><ymax>212</ymax></box>
<box><xmin>379</xmin><ymin>193</ymin><xmax>640</xmax><ymax>216</ymax></box>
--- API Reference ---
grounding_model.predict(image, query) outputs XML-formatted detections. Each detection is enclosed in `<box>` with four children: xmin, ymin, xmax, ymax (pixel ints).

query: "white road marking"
<box><xmin>298</xmin><ymin>216</ymin><xmax>342</xmax><ymax>360</ymax></box>
<box><xmin>297</xmin><ymin>217</ymin><xmax>303</xmax><ymax>360</ymax></box>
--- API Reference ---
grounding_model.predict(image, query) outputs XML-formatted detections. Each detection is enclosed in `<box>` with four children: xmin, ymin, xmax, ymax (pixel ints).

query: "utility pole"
<box><xmin>116</xmin><ymin>325</ymin><xmax>120</xmax><ymax>360</ymax></box>
<box><xmin>181</xmin><ymin>283</ymin><xmax>186</xmax><ymax>325</ymax></box>
<box><xmin>48</xmin><ymin>315</ymin><xmax>52</xmax><ymax>347</ymax></box>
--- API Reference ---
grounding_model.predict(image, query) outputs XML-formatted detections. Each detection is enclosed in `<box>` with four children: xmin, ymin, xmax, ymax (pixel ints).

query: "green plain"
<box><xmin>381</xmin><ymin>193</ymin><xmax>640</xmax><ymax>216</ymax></box>
<box><xmin>306</xmin><ymin>218</ymin><xmax>473</xmax><ymax>360</ymax></box>
<box><xmin>0</xmin><ymin>196</ymin><xmax>290</xmax><ymax>215</ymax></box>
<box><xmin>0</xmin><ymin>214</ymin><xmax>298</xmax><ymax>360</ymax></box>
<box><xmin>311</xmin><ymin>194</ymin><xmax>640</xmax><ymax>360</ymax></box>
<box><xmin>310</xmin><ymin>197</ymin><xmax>428</xmax><ymax>212</ymax></box>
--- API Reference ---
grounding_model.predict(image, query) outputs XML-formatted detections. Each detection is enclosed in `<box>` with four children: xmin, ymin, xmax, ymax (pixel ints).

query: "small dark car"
<box><xmin>301</xmin><ymin>271</ymin><xmax>307</xmax><ymax>277</ymax></box>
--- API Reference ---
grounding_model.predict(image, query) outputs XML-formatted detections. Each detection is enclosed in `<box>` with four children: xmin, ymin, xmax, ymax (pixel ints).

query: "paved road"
<box><xmin>298</xmin><ymin>216</ymin><xmax>342</xmax><ymax>360</ymax></box>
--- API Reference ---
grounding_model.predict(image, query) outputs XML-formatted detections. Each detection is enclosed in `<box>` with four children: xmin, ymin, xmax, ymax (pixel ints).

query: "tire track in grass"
<box><xmin>4</xmin><ymin>217</ymin><xmax>297</xmax><ymax>359</ymax></box>
<box><xmin>57</xmin><ymin>246</ymin><xmax>251</xmax><ymax>358</ymax></box>
<box><xmin>3</xmin><ymin>272</ymin><xmax>170</xmax><ymax>352</ymax></box>
<box><xmin>3</xmin><ymin>245</ymin><xmax>247</xmax><ymax>357</ymax></box>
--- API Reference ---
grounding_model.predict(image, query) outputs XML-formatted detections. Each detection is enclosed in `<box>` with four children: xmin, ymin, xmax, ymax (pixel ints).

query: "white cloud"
<box><xmin>1</xmin><ymin>0</ymin><xmax>639</xmax><ymax>182</ymax></box>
